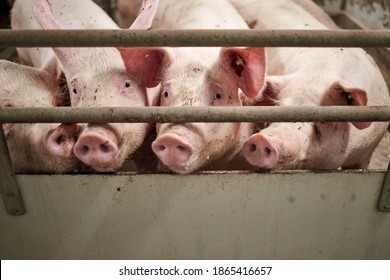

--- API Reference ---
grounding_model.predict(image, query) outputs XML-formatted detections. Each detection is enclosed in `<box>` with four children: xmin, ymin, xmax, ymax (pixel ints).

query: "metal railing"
<box><xmin>0</xmin><ymin>106</ymin><xmax>389</xmax><ymax>123</ymax></box>
<box><xmin>0</xmin><ymin>29</ymin><xmax>389</xmax><ymax>48</ymax></box>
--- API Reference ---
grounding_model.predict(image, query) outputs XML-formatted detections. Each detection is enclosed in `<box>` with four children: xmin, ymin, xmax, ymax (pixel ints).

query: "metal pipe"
<box><xmin>0</xmin><ymin>126</ymin><xmax>25</xmax><ymax>216</ymax></box>
<box><xmin>0</xmin><ymin>29</ymin><xmax>389</xmax><ymax>48</ymax></box>
<box><xmin>0</xmin><ymin>106</ymin><xmax>389</xmax><ymax>123</ymax></box>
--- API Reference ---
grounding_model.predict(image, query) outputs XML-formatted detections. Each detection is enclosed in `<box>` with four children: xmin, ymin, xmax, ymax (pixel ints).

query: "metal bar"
<box><xmin>0</xmin><ymin>106</ymin><xmax>389</xmax><ymax>123</ymax></box>
<box><xmin>378</xmin><ymin>162</ymin><xmax>390</xmax><ymax>212</ymax></box>
<box><xmin>0</xmin><ymin>29</ymin><xmax>389</xmax><ymax>48</ymax></box>
<box><xmin>0</xmin><ymin>126</ymin><xmax>25</xmax><ymax>216</ymax></box>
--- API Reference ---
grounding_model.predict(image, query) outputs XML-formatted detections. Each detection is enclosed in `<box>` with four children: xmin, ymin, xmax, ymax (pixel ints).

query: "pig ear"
<box><xmin>255</xmin><ymin>75</ymin><xmax>284</xmax><ymax>106</ymax></box>
<box><xmin>324</xmin><ymin>81</ymin><xmax>370</xmax><ymax>130</ymax></box>
<box><xmin>33</xmin><ymin>0</ymin><xmax>85</xmax><ymax>70</ymax></box>
<box><xmin>118</xmin><ymin>47</ymin><xmax>171</xmax><ymax>88</ymax></box>
<box><xmin>41</xmin><ymin>57</ymin><xmax>70</xmax><ymax>106</ymax></box>
<box><xmin>219</xmin><ymin>47</ymin><xmax>266</xmax><ymax>99</ymax></box>
<box><xmin>129</xmin><ymin>0</ymin><xmax>159</xmax><ymax>30</ymax></box>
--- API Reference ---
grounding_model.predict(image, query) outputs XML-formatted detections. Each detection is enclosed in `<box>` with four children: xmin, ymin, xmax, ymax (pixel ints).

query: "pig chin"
<box><xmin>152</xmin><ymin>129</ymin><xmax>205</xmax><ymax>174</ymax></box>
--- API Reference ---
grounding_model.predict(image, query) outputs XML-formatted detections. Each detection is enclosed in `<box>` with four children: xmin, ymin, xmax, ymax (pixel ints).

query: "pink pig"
<box><xmin>0</xmin><ymin>59</ymin><xmax>82</xmax><ymax>173</ymax></box>
<box><xmin>119</xmin><ymin>0</ymin><xmax>267</xmax><ymax>174</ymax></box>
<box><xmin>12</xmin><ymin>0</ymin><xmax>159</xmax><ymax>172</ymax></box>
<box><xmin>227</xmin><ymin>0</ymin><xmax>390</xmax><ymax>169</ymax></box>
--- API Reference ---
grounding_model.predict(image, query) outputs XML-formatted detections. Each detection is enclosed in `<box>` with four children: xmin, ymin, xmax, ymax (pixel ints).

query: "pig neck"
<box><xmin>205</xmin><ymin>122</ymin><xmax>257</xmax><ymax>171</ymax></box>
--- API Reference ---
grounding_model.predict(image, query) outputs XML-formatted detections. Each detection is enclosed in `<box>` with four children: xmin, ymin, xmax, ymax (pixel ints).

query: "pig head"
<box><xmin>244</xmin><ymin>48</ymin><xmax>390</xmax><ymax>170</ymax></box>
<box><xmin>0</xmin><ymin>59</ymin><xmax>82</xmax><ymax>173</ymax></box>
<box><xmin>120</xmin><ymin>46</ymin><xmax>266</xmax><ymax>173</ymax></box>
<box><xmin>27</xmin><ymin>0</ymin><xmax>159</xmax><ymax>172</ymax></box>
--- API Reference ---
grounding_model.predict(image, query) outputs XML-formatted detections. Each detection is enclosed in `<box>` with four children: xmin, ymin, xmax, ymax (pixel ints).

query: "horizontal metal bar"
<box><xmin>0</xmin><ymin>126</ymin><xmax>25</xmax><ymax>216</ymax></box>
<box><xmin>0</xmin><ymin>29</ymin><xmax>389</xmax><ymax>48</ymax></box>
<box><xmin>0</xmin><ymin>106</ymin><xmax>389</xmax><ymax>123</ymax></box>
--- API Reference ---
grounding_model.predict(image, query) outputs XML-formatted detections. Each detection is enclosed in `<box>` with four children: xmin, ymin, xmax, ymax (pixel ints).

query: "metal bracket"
<box><xmin>0</xmin><ymin>126</ymin><xmax>25</xmax><ymax>216</ymax></box>
<box><xmin>378</xmin><ymin>161</ymin><xmax>390</xmax><ymax>212</ymax></box>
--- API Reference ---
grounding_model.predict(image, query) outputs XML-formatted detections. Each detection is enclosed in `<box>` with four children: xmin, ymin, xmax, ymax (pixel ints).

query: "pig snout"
<box><xmin>152</xmin><ymin>133</ymin><xmax>194</xmax><ymax>173</ymax></box>
<box><xmin>73</xmin><ymin>125</ymin><xmax>119</xmax><ymax>169</ymax></box>
<box><xmin>47</xmin><ymin>123</ymin><xmax>81</xmax><ymax>159</ymax></box>
<box><xmin>243</xmin><ymin>133</ymin><xmax>279</xmax><ymax>169</ymax></box>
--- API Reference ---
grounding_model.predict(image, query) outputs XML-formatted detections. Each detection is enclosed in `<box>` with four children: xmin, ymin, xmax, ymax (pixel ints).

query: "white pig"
<box><xmin>0</xmin><ymin>59</ymin><xmax>82</xmax><ymax>173</ymax></box>
<box><xmin>119</xmin><ymin>0</ymin><xmax>267</xmax><ymax>174</ymax></box>
<box><xmin>228</xmin><ymin>0</ymin><xmax>390</xmax><ymax>169</ymax></box>
<box><xmin>11</xmin><ymin>0</ymin><xmax>159</xmax><ymax>172</ymax></box>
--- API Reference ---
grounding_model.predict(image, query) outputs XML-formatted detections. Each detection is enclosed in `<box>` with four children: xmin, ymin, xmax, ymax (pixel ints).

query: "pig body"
<box><xmin>120</xmin><ymin>0</ymin><xmax>267</xmax><ymax>174</ymax></box>
<box><xmin>290</xmin><ymin>0</ymin><xmax>339</xmax><ymax>29</ymax></box>
<box><xmin>228</xmin><ymin>0</ymin><xmax>390</xmax><ymax>169</ymax></box>
<box><xmin>11</xmin><ymin>0</ymin><xmax>159</xmax><ymax>172</ymax></box>
<box><xmin>11</xmin><ymin>0</ymin><xmax>118</xmax><ymax>67</ymax></box>
<box><xmin>0</xmin><ymin>59</ymin><xmax>81</xmax><ymax>173</ymax></box>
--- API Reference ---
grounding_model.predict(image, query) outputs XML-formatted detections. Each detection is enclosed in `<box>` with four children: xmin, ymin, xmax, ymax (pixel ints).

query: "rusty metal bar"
<box><xmin>0</xmin><ymin>126</ymin><xmax>25</xmax><ymax>216</ymax></box>
<box><xmin>0</xmin><ymin>106</ymin><xmax>389</xmax><ymax>123</ymax></box>
<box><xmin>0</xmin><ymin>29</ymin><xmax>389</xmax><ymax>48</ymax></box>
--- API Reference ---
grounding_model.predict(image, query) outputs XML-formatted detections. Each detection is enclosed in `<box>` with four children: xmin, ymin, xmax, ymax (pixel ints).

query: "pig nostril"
<box><xmin>100</xmin><ymin>143</ymin><xmax>111</xmax><ymax>153</ymax></box>
<box><xmin>249</xmin><ymin>144</ymin><xmax>257</xmax><ymax>152</ymax></box>
<box><xmin>177</xmin><ymin>145</ymin><xmax>187</xmax><ymax>152</ymax></box>
<box><xmin>158</xmin><ymin>145</ymin><xmax>166</xmax><ymax>152</ymax></box>
<box><xmin>264</xmin><ymin>147</ymin><xmax>272</xmax><ymax>157</ymax></box>
<box><xmin>55</xmin><ymin>135</ymin><xmax>66</xmax><ymax>145</ymax></box>
<box><xmin>80</xmin><ymin>145</ymin><xmax>89</xmax><ymax>155</ymax></box>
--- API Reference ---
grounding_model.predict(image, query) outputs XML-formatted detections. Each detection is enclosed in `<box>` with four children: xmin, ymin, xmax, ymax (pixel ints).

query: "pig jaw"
<box><xmin>152</xmin><ymin>123</ymin><xmax>242</xmax><ymax>174</ymax></box>
<box><xmin>244</xmin><ymin>122</ymin><xmax>355</xmax><ymax>170</ymax></box>
<box><xmin>243</xmin><ymin>123</ymin><xmax>310</xmax><ymax>170</ymax></box>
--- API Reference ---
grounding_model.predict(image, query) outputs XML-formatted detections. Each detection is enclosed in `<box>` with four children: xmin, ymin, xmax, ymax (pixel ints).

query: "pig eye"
<box><xmin>123</xmin><ymin>80</ymin><xmax>131</xmax><ymax>88</ymax></box>
<box><xmin>162</xmin><ymin>90</ymin><xmax>169</xmax><ymax>98</ymax></box>
<box><xmin>72</xmin><ymin>88</ymin><xmax>78</xmax><ymax>95</ymax></box>
<box><xmin>213</xmin><ymin>93</ymin><xmax>222</xmax><ymax>100</ymax></box>
<box><xmin>211</xmin><ymin>92</ymin><xmax>224</xmax><ymax>105</ymax></box>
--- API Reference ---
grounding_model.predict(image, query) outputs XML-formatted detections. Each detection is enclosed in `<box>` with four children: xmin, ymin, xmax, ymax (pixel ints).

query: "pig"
<box><xmin>290</xmin><ymin>0</ymin><xmax>339</xmax><ymax>29</ymax></box>
<box><xmin>11</xmin><ymin>0</ymin><xmax>160</xmax><ymax>172</ymax></box>
<box><xmin>119</xmin><ymin>0</ymin><xmax>267</xmax><ymax>174</ymax></box>
<box><xmin>227</xmin><ymin>0</ymin><xmax>390</xmax><ymax>169</ymax></box>
<box><xmin>0</xmin><ymin>58</ymin><xmax>82</xmax><ymax>173</ymax></box>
